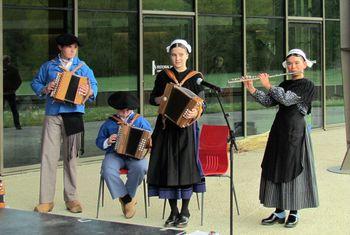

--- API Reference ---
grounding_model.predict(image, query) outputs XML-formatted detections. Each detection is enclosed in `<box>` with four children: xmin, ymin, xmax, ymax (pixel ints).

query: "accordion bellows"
<box><xmin>159</xmin><ymin>83</ymin><xmax>203</xmax><ymax>128</ymax></box>
<box><xmin>51</xmin><ymin>71</ymin><xmax>90</xmax><ymax>105</ymax></box>
<box><xmin>114</xmin><ymin>125</ymin><xmax>151</xmax><ymax>159</ymax></box>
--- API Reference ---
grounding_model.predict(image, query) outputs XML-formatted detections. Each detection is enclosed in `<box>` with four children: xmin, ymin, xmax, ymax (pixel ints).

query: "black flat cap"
<box><xmin>56</xmin><ymin>33</ymin><xmax>81</xmax><ymax>46</ymax></box>
<box><xmin>108</xmin><ymin>91</ymin><xmax>139</xmax><ymax>110</ymax></box>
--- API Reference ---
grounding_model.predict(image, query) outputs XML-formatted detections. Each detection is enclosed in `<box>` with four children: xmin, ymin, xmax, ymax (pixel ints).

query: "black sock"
<box><xmin>290</xmin><ymin>210</ymin><xmax>298</xmax><ymax>215</ymax></box>
<box><xmin>180</xmin><ymin>199</ymin><xmax>190</xmax><ymax>217</ymax></box>
<box><xmin>275</xmin><ymin>208</ymin><xmax>285</xmax><ymax>213</ymax></box>
<box><xmin>168</xmin><ymin>199</ymin><xmax>179</xmax><ymax>216</ymax></box>
<box><xmin>121</xmin><ymin>194</ymin><xmax>132</xmax><ymax>204</ymax></box>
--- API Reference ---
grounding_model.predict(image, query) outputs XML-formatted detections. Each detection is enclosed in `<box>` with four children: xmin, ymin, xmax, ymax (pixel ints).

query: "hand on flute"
<box><xmin>242</xmin><ymin>76</ymin><xmax>256</xmax><ymax>94</ymax></box>
<box><xmin>258</xmin><ymin>73</ymin><xmax>272</xmax><ymax>90</ymax></box>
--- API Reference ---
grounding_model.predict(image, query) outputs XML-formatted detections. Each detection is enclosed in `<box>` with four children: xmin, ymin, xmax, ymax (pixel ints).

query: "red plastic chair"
<box><xmin>199</xmin><ymin>125</ymin><xmax>230</xmax><ymax>176</ymax></box>
<box><xmin>96</xmin><ymin>168</ymin><xmax>148</xmax><ymax>218</ymax></box>
<box><xmin>198</xmin><ymin>124</ymin><xmax>240</xmax><ymax>225</ymax></box>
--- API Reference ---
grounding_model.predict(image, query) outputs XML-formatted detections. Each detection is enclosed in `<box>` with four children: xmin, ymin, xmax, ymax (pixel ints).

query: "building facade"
<box><xmin>0</xmin><ymin>0</ymin><xmax>343</xmax><ymax>172</ymax></box>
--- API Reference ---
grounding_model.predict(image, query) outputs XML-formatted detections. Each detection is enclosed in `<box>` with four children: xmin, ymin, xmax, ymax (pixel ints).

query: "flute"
<box><xmin>227</xmin><ymin>71</ymin><xmax>301</xmax><ymax>85</ymax></box>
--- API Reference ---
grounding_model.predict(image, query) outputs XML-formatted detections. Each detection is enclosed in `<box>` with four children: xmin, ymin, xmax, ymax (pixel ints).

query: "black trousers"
<box><xmin>4</xmin><ymin>93</ymin><xmax>21</xmax><ymax>128</ymax></box>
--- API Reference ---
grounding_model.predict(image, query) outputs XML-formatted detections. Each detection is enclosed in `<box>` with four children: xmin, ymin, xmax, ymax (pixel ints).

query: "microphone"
<box><xmin>196</xmin><ymin>78</ymin><xmax>223</xmax><ymax>93</ymax></box>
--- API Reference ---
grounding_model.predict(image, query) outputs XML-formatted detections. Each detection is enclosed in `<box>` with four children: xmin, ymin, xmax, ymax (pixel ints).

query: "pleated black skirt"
<box><xmin>259</xmin><ymin>126</ymin><xmax>319</xmax><ymax>210</ymax></box>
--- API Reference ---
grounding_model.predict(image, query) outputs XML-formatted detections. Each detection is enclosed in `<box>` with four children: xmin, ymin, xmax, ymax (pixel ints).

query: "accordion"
<box><xmin>114</xmin><ymin>125</ymin><xmax>151</xmax><ymax>160</ymax></box>
<box><xmin>51</xmin><ymin>70</ymin><xmax>90</xmax><ymax>105</ymax></box>
<box><xmin>159</xmin><ymin>83</ymin><xmax>203</xmax><ymax>128</ymax></box>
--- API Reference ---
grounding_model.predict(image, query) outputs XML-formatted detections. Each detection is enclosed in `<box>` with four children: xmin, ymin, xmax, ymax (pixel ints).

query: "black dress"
<box><xmin>261</xmin><ymin>78</ymin><xmax>315</xmax><ymax>183</ymax></box>
<box><xmin>147</xmin><ymin>67</ymin><xmax>206</xmax><ymax>199</ymax></box>
<box><xmin>252</xmin><ymin>78</ymin><xmax>319</xmax><ymax>210</ymax></box>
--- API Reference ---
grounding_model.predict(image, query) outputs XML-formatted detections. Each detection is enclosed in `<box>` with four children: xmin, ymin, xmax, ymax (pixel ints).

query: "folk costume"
<box><xmin>96</xmin><ymin>92</ymin><xmax>152</xmax><ymax>202</ymax></box>
<box><xmin>250</xmin><ymin>49</ymin><xmax>319</xmax><ymax>228</ymax></box>
<box><xmin>31</xmin><ymin>34</ymin><xmax>98</xmax><ymax>213</ymax></box>
<box><xmin>147</xmin><ymin>67</ymin><xmax>206</xmax><ymax>200</ymax></box>
<box><xmin>254</xmin><ymin>78</ymin><xmax>319</xmax><ymax>209</ymax></box>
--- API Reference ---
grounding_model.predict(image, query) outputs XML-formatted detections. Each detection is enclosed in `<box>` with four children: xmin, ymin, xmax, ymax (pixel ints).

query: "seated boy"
<box><xmin>96</xmin><ymin>91</ymin><xmax>152</xmax><ymax>218</ymax></box>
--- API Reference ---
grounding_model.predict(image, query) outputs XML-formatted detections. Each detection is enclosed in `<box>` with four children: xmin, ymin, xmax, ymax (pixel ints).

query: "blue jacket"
<box><xmin>31</xmin><ymin>56</ymin><xmax>98</xmax><ymax>115</ymax></box>
<box><xmin>96</xmin><ymin>112</ymin><xmax>152</xmax><ymax>154</ymax></box>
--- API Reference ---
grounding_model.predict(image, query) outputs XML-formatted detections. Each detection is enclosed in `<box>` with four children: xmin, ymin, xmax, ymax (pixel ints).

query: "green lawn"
<box><xmin>17</xmin><ymin>68</ymin><xmax>343</xmax><ymax>95</ymax></box>
<box><xmin>3</xmin><ymin>97</ymin><xmax>345</xmax><ymax>128</ymax></box>
<box><xmin>6</xmin><ymin>69</ymin><xmax>343</xmax><ymax>128</ymax></box>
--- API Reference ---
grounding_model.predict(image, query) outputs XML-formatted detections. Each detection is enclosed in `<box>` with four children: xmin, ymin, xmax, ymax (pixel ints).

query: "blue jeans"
<box><xmin>101</xmin><ymin>152</ymin><xmax>148</xmax><ymax>199</ymax></box>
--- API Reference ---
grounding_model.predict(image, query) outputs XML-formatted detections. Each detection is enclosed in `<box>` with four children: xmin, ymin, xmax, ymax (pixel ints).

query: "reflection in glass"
<box><xmin>288</xmin><ymin>0</ymin><xmax>322</xmax><ymax>17</ymax></box>
<box><xmin>3</xmin><ymin>8</ymin><xmax>72</xmax><ymax>168</ymax></box>
<box><xmin>246</xmin><ymin>0</ymin><xmax>283</xmax><ymax>16</ymax></box>
<box><xmin>198</xmin><ymin>16</ymin><xmax>244</xmax><ymax>135</ymax></box>
<box><xmin>289</xmin><ymin>23</ymin><xmax>322</xmax><ymax>128</ymax></box>
<box><xmin>78</xmin><ymin>11</ymin><xmax>138</xmax><ymax>158</ymax></box>
<box><xmin>78</xmin><ymin>0</ymin><xmax>137</xmax><ymax>11</ymax></box>
<box><xmin>4</xmin><ymin>0</ymin><xmax>72</xmax><ymax>8</ymax></box>
<box><xmin>325</xmin><ymin>0</ymin><xmax>340</xmax><ymax>18</ymax></box>
<box><xmin>198</xmin><ymin>0</ymin><xmax>241</xmax><ymax>15</ymax></box>
<box><xmin>143</xmin><ymin>0</ymin><xmax>193</xmax><ymax>11</ymax></box>
<box><xmin>246</xmin><ymin>18</ymin><xmax>284</xmax><ymax>134</ymax></box>
<box><xmin>325</xmin><ymin>21</ymin><xmax>344</xmax><ymax>125</ymax></box>
<box><xmin>142</xmin><ymin>17</ymin><xmax>194</xmax><ymax>125</ymax></box>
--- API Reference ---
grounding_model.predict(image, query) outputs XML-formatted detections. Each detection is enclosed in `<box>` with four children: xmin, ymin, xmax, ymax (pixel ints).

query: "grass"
<box><xmin>17</xmin><ymin>68</ymin><xmax>344</xmax><ymax>95</ymax></box>
<box><xmin>3</xmin><ymin>98</ymin><xmax>345</xmax><ymax>128</ymax></box>
<box><xmin>5</xmin><ymin>69</ymin><xmax>345</xmax><ymax>128</ymax></box>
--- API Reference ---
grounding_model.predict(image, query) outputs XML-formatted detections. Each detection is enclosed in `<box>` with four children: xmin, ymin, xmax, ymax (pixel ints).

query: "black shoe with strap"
<box><xmin>261</xmin><ymin>213</ymin><xmax>285</xmax><ymax>225</ymax></box>
<box><xmin>285</xmin><ymin>214</ymin><xmax>298</xmax><ymax>228</ymax></box>
<box><xmin>175</xmin><ymin>214</ymin><xmax>190</xmax><ymax>228</ymax></box>
<box><xmin>164</xmin><ymin>213</ymin><xmax>179</xmax><ymax>227</ymax></box>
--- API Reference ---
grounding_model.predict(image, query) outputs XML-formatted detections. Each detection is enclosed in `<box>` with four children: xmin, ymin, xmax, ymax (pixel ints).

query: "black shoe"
<box><xmin>175</xmin><ymin>214</ymin><xmax>190</xmax><ymax>228</ymax></box>
<box><xmin>15</xmin><ymin>126</ymin><xmax>22</xmax><ymax>130</ymax></box>
<box><xmin>164</xmin><ymin>213</ymin><xmax>178</xmax><ymax>227</ymax></box>
<box><xmin>285</xmin><ymin>214</ymin><xmax>298</xmax><ymax>228</ymax></box>
<box><xmin>261</xmin><ymin>213</ymin><xmax>285</xmax><ymax>225</ymax></box>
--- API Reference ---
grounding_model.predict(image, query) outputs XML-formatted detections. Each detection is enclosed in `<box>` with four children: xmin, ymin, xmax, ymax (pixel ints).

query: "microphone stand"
<box><xmin>212</xmin><ymin>89</ymin><xmax>239</xmax><ymax>235</ymax></box>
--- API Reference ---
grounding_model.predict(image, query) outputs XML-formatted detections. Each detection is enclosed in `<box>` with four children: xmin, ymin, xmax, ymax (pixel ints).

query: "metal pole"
<box><xmin>73</xmin><ymin>0</ymin><xmax>78</xmax><ymax>36</ymax></box>
<box><xmin>214</xmin><ymin>90</ymin><xmax>239</xmax><ymax>235</ymax></box>
<box><xmin>327</xmin><ymin>0</ymin><xmax>350</xmax><ymax>174</ymax></box>
<box><xmin>0</xmin><ymin>1</ymin><xmax>4</xmax><ymax>174</ymax></box>
<box><xmin>194</xmin><ymin>0</ymin><xmax>198</xmax><ymax>71</ymax></box>
<box><xmin>139</xmin><ymin>1</ymin><xmax>144</xmax><ymax>115</ymax></box>
<box><xmin>322</xmin><ymin>0</ymin><xmax>327</xmax><ymax>130</ymax></box>
<box><xmin>242</xmin><ymin>0</ymin><xmax>247</xmax><ymax>139</ymax></box>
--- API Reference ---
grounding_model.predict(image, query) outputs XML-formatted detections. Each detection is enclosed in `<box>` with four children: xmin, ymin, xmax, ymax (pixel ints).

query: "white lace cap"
<box><xmin>282</xmin><ymin>49</ymin><xmax>316</xmax><ymax>68</ymax></box>
<box><xmin>166</xmin><ymin>39</ymin><xmax>192</xmax><ymax>53</ymax></box>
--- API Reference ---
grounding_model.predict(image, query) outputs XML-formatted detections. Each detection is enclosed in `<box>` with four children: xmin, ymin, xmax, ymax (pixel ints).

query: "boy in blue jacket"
<box><xmin>31</xmin><ymin>33</ymin><xmax>98</xmax><ymax>214</ymax></box>
<box><xmin>96</xmin><ymin>91</ymin><xmax>152</xmax><ymax>218</ymax></box>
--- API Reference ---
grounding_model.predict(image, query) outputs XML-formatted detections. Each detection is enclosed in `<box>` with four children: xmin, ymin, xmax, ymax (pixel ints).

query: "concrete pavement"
<box><xmin>1</xmin><ymin>125</ymin><xmax>349</xmax><ymax>234</ymax></box>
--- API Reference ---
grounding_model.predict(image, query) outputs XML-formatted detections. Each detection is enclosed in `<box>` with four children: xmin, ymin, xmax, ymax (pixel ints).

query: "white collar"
<box><xmin>116</xmin><ymin>111</ymin><xmax>134</xmax><ymax>123</ymax></box>
<box><xmin>58</xmin><ymin>54</ymin><xmax>74</xmax><ymax>70</ymax></box>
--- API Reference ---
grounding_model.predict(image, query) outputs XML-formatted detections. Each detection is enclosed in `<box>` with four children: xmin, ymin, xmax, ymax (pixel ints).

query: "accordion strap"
<box><xmin>110</xmin><ymin>115</ymin><xmax>124</xmax><ymax>125</ymax></box>
<box><xmin>71</xmin><ymin>63</ymin><xmax>84</xmax><ymax>73</ymax></box>
<box><xmin>164</xmin><ymin>69</ymin><xmax>202</xmax><ymax>87</ymax></box>
<box><xmin>58</xmin><ymin>62</ymin><xmax>84</xmax><ymax>73</ymax></box>
<box><xmin>164</xmin><ymin>69</ymin><xmax>179</xmax><ymax>85</ymax></box>
<box><xmin>110</xmin><ymin>113</ymin><xmax>141</xmax><ymax>126</ymax></box>
<box><xmin>129</xmin><ymin>113</ymin><xmax>141</xmax><ymax>125</ymax></box>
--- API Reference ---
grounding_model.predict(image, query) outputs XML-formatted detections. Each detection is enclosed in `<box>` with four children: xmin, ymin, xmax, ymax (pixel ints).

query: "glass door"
<box><xmin>289</xmin><ymin>22</ymin><xmax>322</xmax><ymax>128</ymax></box>
<box><xmin>142</xmin><ymin>16</ymin><xmax>194</xmax><ymax>124</ymax></box>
